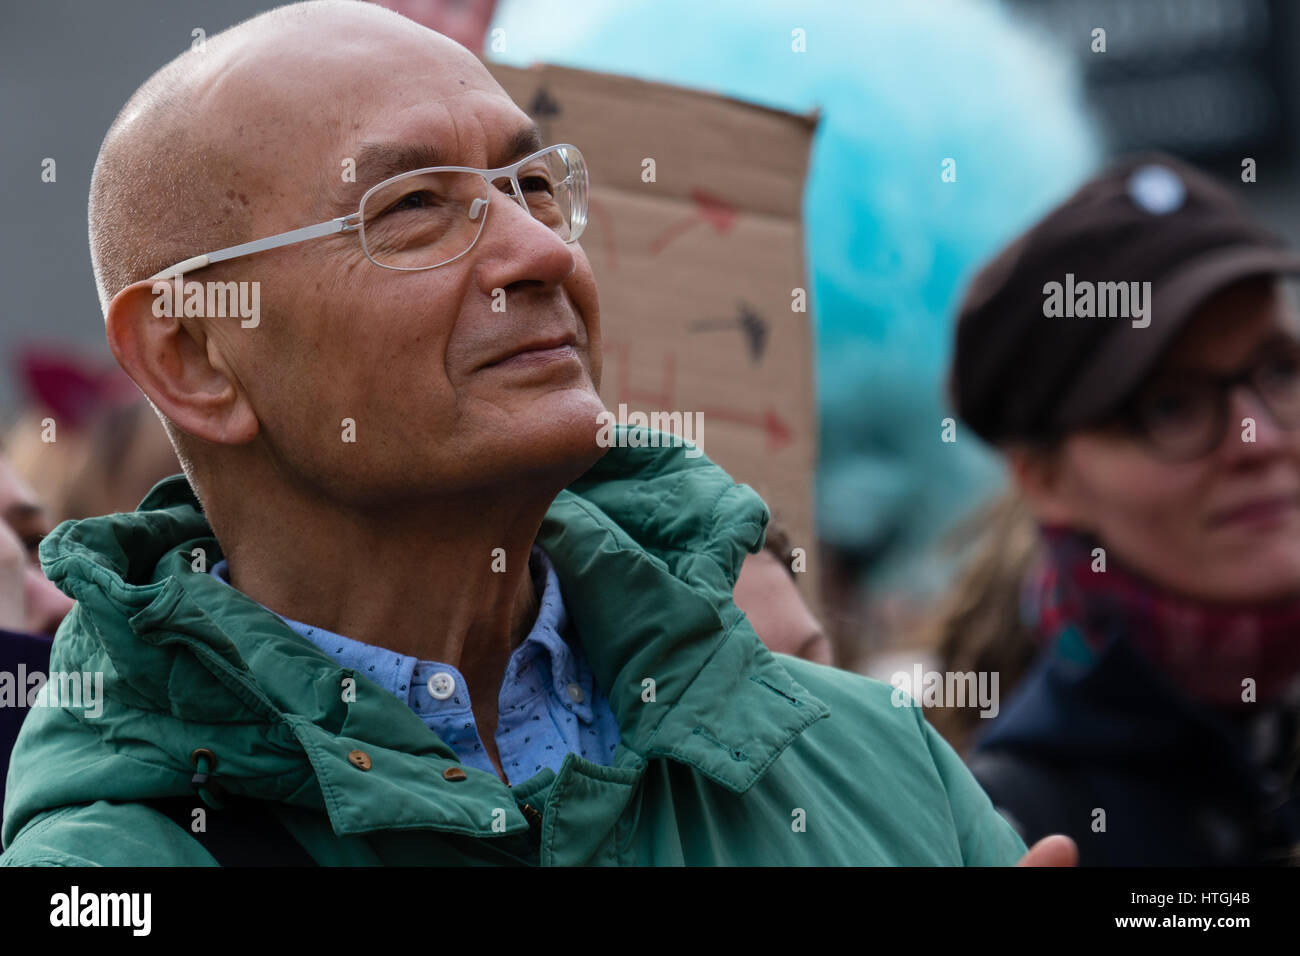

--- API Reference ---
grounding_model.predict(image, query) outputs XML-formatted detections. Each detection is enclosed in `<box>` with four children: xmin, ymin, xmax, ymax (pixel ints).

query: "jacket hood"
<box><xmin>4</xmin><ymin>432</ymin><xmax>828</xmax><ymax>846</ymax></box>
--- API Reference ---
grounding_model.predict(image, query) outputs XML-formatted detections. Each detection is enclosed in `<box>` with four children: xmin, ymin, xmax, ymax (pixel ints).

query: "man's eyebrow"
<box><xmin>352</xmin><ymin>143</ymin><xmax>449</xmax><ymax>193</ymax></box>
<box><xmin>348</xmin><ymin>125</ymin><xmax>545</xmax><ymax>198</ymax></box>
<box><xmin>502</xmin><ymin>125</ymin><xmax>545</xmax><ymax>165</ymax></box>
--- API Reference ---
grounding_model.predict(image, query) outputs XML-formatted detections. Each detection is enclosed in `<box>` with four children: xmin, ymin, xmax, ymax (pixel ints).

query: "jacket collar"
<box><xmin>33</xmin><ymin>438</ymin><xmax>827</xmax><ymax>837</ymax></box>
<box><xmin>536</xmin><ymin>440</ymin><xmax>830</xmax><ymax>793</ymax></box>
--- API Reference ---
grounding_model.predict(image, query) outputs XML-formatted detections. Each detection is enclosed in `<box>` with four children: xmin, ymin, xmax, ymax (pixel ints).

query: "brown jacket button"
<box><xmin>347</xmin><ymin>749</ymin><xmax>372</xmax><ymax>771</ymax></box>
<box><xmin>443</xmin><ymin>767</ymin><xmax>467</xmax><ymax>781</ymax></box>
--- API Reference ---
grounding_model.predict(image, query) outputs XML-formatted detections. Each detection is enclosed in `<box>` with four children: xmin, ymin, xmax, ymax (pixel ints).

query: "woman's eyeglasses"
<box><xmin>1118</xmin><ymin>335</ymin><xmax>1300</xmax><ymax>461</ymax></box>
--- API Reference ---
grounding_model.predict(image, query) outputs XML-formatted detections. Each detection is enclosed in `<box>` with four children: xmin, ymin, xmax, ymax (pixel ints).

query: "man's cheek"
<box><xmin>578</xmin><ymin>309</ymin><xmax>603</xmax><ymax>391</ymax></box>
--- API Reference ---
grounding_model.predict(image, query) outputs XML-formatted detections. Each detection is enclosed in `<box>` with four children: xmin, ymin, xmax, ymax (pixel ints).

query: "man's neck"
<box><xmin>208</xmin><ymin>476</ymin><xmax>552</xmax><ymax>713</ymax></box>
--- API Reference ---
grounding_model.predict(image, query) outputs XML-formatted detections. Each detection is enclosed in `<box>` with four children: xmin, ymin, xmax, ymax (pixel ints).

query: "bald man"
<box><xmin>1</xmin><ymin>0</ymin><xmax>1048</xmax><ymax>867</ymax></box>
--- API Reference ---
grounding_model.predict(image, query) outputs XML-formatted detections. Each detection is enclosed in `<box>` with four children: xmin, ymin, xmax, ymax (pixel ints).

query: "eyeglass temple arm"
<box><xmin>148</xmin><ymin>214</ymin><xmax>359</xmax><ymax>280</ymax></box>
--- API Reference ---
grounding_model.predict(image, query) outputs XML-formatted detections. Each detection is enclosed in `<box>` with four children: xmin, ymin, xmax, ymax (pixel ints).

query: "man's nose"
<box><xmin>476</xmin><ymin>183</ymin><xmax>577</xmax><ymax>291</ymax></box>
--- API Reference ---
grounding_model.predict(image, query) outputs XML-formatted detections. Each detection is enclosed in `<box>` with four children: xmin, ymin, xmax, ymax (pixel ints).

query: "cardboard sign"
<box><xmin>489</xmin><ymin>62</ymin><xmax>820</xmax><ymax>607</ymax></box>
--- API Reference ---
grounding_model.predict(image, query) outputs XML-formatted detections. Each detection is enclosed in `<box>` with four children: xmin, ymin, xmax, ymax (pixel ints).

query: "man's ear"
<box><xmin>105</xmin><ymin>279</ymin><xmax>258</xmax><ymax>446</ymax></box>
<box><xmin>1005</xmin><ymin>443</ymin><xmax>1082</xmax><ymax>528</ymax></box>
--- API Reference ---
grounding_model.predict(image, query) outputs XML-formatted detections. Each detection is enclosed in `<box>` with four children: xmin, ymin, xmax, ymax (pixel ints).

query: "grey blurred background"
<box><xmin>1</xmin><ymin>0</ymin><xmax>277</xmax><ymax>413</ymax></box>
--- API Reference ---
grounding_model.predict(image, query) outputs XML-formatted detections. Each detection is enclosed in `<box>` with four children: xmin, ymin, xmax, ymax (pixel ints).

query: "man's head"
<box><xmin>93</xmin><ymin>0</ymin><xmax>606</xmax><ymax>519</ymax></box>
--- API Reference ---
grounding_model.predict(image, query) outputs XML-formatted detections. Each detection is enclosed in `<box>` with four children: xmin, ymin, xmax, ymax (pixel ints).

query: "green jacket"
<box><xmin>2</xmin><ymin>441</ymin><xmax>1026</xmax><ymax>865</ymax></box>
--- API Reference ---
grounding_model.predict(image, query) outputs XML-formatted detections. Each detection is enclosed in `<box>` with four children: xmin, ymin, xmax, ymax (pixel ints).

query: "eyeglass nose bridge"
<box><xmin>1138</xmin><ymin>374</ymin><xmax>1284</xmax><ymax>463</ymax></box>
<box><xmin>1225</xmin><ymin>376</ymin><xmax>1287</xmax><ymax>434</ymax></box>
<box><xmin>479</xmin><ymin>168</ymin><xmax>582</xmax><ymax>249</ymax></box>
<box><xmin>488</xmin><ymin>172</ymin><xmax>528</xmax><ymax>212</ymax></box>
<box><xmin>1183</xmin><ymin>375</ymin><xmax>1295</xmax><ymax>461</ymax></box>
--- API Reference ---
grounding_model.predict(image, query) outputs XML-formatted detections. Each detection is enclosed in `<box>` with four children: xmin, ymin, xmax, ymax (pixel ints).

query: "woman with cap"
<box><xmin>943</xmin><ymin>152</ymin><xmax>1300</xmax><ymax>865</ymax></box>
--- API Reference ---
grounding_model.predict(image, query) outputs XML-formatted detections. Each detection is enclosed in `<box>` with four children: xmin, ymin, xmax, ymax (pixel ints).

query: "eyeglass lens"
<box><xmin>1134</xmin><ymin>342</ymin><xmax>1300</xmax><ymax>459</ymax></box>
<box><xmin>358</xmin><ymin>146</ymin><xmax>586</xmax><ymax>270</ymax></box>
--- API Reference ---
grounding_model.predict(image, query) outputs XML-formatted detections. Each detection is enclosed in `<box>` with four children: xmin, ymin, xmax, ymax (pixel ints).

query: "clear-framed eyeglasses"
<box><xmin>148</xmin><ymin>143</ymin><xmax>588</xmax><ymax>280</ymax></box>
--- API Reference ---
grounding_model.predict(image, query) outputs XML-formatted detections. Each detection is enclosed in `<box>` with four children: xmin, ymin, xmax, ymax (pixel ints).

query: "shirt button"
<box><xmin>347</xmin><ymin>749</ymin><xmax>372</xmax><ymax>771</ymax></box>
<box><xmin>427</xmin><ymin>671</ymin><xmax>456</xmax><ymax>700</ymax></box>
<box><xmin>566</xmin><ymin>683</ymin><xmax>585</xmax><ymax>704</ymax></box>
<box><xmin>442</xmin><ymin>767</ymin><xmax>467</xmax><ymax>782</ymax></box>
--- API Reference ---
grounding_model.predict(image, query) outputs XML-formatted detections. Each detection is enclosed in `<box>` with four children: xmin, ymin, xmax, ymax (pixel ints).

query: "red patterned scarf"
<box><xmin>1025</xmin><ymin>525</ymin><xmax>1300</xmax><ymax>708</ymax></box>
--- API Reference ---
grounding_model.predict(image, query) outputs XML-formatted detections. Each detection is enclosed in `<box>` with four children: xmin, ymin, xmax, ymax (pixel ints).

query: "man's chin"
<box><xmin>506</xmin><ymin>388</ymin><xmax>610</xmax><ymax>471</ymax></box>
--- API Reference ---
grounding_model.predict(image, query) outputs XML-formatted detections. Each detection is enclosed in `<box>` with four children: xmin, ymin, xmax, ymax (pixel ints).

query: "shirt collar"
<box><xmin>514</xmin><ymin>545</ymin><xmax>592</xmax><ymax>723</ymax></box>
<box><xmin>208</xmin><ymin>545</ymin><xmax>585</xmax><ymax>715</ymax></box>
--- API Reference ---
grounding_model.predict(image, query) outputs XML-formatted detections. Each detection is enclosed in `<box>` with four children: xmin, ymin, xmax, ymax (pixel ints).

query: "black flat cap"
<box><xmin>950</xmin><ymin>152</ymin><xmax>1300</xmax><ymax>446</ymax></box>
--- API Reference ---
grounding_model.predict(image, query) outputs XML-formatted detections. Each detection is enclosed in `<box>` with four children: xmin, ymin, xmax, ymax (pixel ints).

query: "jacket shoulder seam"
<box><xmin>8</xmin><ymin>801</ymin><xmax>218</xmax><ymax>866</ymax></box>
<box><xmin>10</xmin><ymin>804</ymin><xmax>83</xmax><ymax>847</ymax></box>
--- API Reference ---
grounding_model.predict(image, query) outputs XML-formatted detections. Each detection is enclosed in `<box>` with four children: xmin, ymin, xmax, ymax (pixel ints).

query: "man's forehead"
<box><xmin>354</xmin><ymin>125</ymin><xmax>541</xmax><ymax>180</ymax></box>
<box><xmin>331</xmin><ymin>92</ymin><xmax>542</xmax><ymax>204</ymax></box>
<box><xmin>193</xmin><ymin>14</ymin><xmax>523</xmax><ymax>180</ymax></box>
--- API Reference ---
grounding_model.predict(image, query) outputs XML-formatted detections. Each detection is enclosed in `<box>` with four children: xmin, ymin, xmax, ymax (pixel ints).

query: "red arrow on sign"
<box><xmin>697</xmin><ymin>405</ymin><xmax>793</xmax><ymax>452</ymax></box>
<box><xmin>648</xmin><ymin>189</ymin><xmax>738</xmax><ymax>255</ymax></box>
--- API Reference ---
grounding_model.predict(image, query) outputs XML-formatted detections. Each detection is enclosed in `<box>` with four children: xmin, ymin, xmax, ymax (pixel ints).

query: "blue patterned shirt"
<box><xmin>209</xmin><ymin>545</ymin><xmax>620</xmax><ymax>784</ymax></box>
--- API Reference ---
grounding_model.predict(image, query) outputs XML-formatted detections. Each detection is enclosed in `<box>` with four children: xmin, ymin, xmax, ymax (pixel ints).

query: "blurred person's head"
<box><xmin>91</xmin><ymin>1</ymin><xmax>606</xmax><ymax>542</ymax></box>
<box><xmin>926</xmin><ymin>153</ymin><xmax>1300</xmax><ymax>728</ymax></box>
<box><xmin>61</xmin><ymin>396</ymin><xmax>181</xmax><ymax>521</ymax></box>
<box><xmin>953</xmin><ymin>153</ymin><xmax>1300</xmax><ymax>606</ymax></box>
<box><xmin>1009</xmin><ymin>276</ymin><xmax>1300</xmax><ymax>604</ymax></box>
<box><xmin>4</xmin><ymin>353</ymin><xmax>180</xmax><ymax>522</ymax></box>
<box><xmin>734</xmin><ymin>522</ymin><xmax>832</xmax><ymax>665</ymax></box>
<box><xmin>0</xmin><ymin>455</ymin><xmax>75</xmax><ymax>636</ymax></box>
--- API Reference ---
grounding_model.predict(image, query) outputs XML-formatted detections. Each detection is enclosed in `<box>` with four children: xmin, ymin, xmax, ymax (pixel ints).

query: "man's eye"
<box><xmin>519</xmin><ymin>175</ymin><xmax>553</xmax><ymax>195</ymax></box>
<box><xmin>385</xmin><ymin>190</ymin><xmax>438</xmax><ymax>214</ymax></box>
<box><xmin>23</xmin><ymin>534</ymin><xmax>43</xmax><ymax>563</ymax></box>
